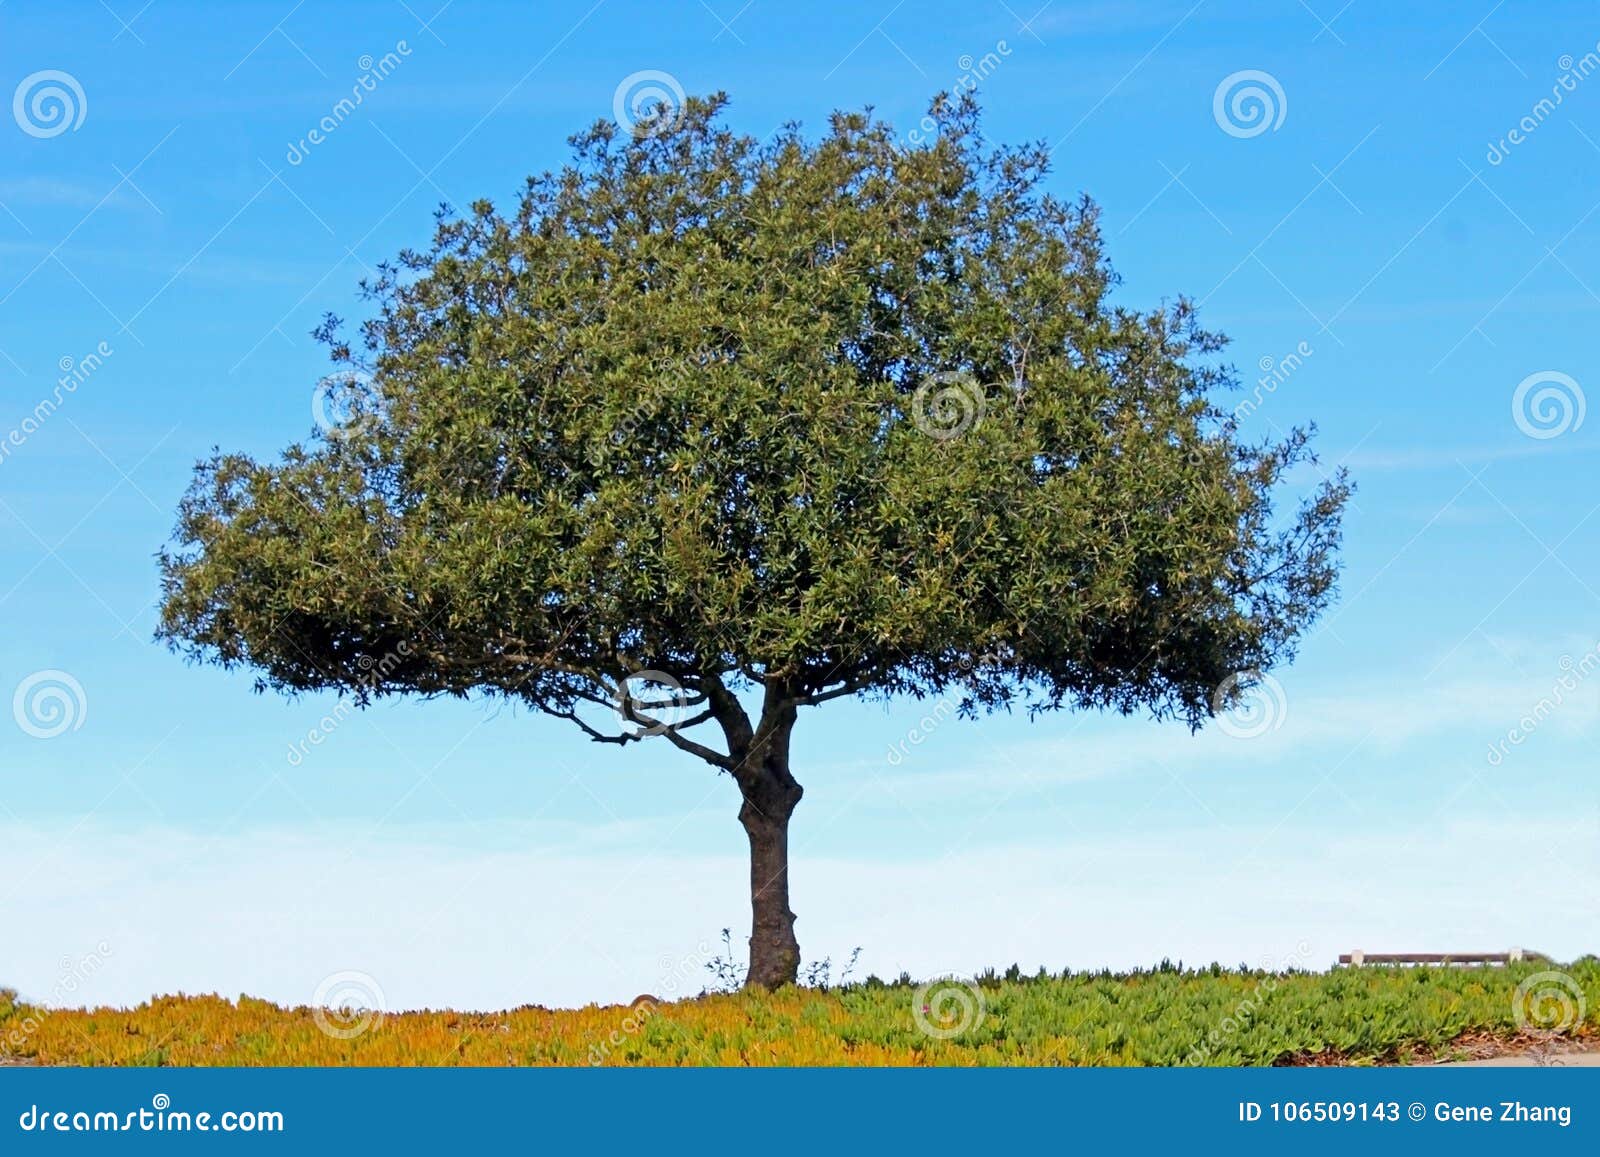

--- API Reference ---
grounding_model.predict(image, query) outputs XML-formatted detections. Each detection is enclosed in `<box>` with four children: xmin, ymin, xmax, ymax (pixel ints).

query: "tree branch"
<box><xmin>534</xmin><ymin>703</ymin><xmax>632</xmax><ymax>746</ymax></box>
<box><xmin>701</xmin><ymin>669</ymin><xmax>754</xmax><ymax>754</ymax></box>
<box><xmin>658</xmin><ymin>727</ymin><xmax>735</xmax><ymax>770</ymax></box>
<box><xmin>537</xmin><ymin>697</ymin><xmax>735</xmax><ymax>769</ymax></box>
<box><xmin>794</xmin><ymin>674</ymin><xmax>877</xmax><ymax>706</ymax></box>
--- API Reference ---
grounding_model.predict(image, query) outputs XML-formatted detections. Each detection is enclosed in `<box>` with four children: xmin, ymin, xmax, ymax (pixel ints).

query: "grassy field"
<box><xmin>3</xmin><ymin>961</ymin><xmax>1595</xmax><ymax>1067</ymax></box>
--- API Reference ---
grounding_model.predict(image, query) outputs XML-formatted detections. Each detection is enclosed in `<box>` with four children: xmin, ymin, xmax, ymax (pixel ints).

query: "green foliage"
<box><xmin>157</xmin><ymin>91</ymin><xmax>1347</xmax><ymax>747</ymax></box>
<box><xmin>9</xmin><ymin>962</ymin><xmax>1595</xmax><ymax>1066</ymax></box>
<box><xmin>702</xmin><ymin>928</ymin><xmax>861</xmax><ymax>993</ymax></box>
<box><xmin>154</xmin><ymin>91</ymin><xmax>1352</xmax><ymax>988</ymax></box>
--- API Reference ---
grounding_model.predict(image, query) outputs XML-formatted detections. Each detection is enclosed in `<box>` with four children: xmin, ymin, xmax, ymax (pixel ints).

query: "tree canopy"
<box><xmin>159</xmin><ymin>93</ymin><xmax>1349</xmax><ymax>987</ymax></box>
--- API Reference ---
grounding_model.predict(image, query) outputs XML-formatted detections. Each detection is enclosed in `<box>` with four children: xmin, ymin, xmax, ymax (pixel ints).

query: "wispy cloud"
<box><xmin>1342</xmin><ymin>439</ymin><xmax>1599</xmax><ymax>473</ymax></box>
<box><xmin>0</xmin><ymin>179</ymin><xmax>141</xmax><ymax>211</ymax></box>
<box><xmin>2</xmin><ymin>812</ymin><xmax>1591</xmax><ymax>1012</ymax></box>
<box><xmin>867</xmin><ymin>644</ymin><xmax>1600</xmax><ymax>796</ymax></box>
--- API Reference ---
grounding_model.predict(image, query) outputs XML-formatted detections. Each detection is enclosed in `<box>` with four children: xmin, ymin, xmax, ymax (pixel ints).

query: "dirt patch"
<box><xmin>1274</xmin><ymin>1028</ymin><xmax>1596</xmax><ymax>1067</ymax></box>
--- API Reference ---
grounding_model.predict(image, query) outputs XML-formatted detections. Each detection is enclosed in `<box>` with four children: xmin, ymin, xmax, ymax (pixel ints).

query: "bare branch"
<box><xmin>533</xmin><ymin>703</ymin><xmax>633</xmax><ymax>746</ymax></box>
<box><xmin>658</xmin><ymin>727</ymin><xmax>735</xmax><ymax>770</ymax></box>
<box><xmin>794</xmin><ymin>675</ymin><xmax>876</xmax><ymax>707</ymax></box>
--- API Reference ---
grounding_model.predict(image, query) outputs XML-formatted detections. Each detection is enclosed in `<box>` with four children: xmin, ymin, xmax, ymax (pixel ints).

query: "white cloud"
<box><xmin>2</xmin><ymin>812</ymin><xmax>1593</xmax><ymax>1014</ymax></box>
<box><xmin>865</xmin><ymin>659</ymin><xmax>1600</xmax><ymax>796</ymax></box>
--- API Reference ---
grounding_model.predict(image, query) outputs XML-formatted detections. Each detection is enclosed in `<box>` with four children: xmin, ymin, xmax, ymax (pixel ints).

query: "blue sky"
<box><xmin>2</xmin><ymin>0</ymin><xmax>1598</xmax><ymax>1012</ymax></box>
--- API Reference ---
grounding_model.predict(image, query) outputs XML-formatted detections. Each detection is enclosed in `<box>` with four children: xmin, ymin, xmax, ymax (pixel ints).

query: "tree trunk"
<box><xmin>737</xmin><ymin>719</ymin><xmax>803</xmax><ymax>990</ymax></box>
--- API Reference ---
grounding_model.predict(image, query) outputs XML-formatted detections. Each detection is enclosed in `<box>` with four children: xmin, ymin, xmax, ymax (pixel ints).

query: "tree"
<box><xmin>157</xmin><ymin>94</ymin><xmax>1349</xmax><ymax>990</ymax></box>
